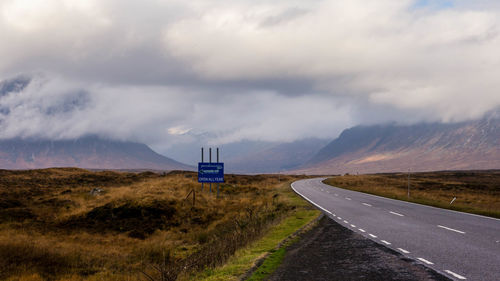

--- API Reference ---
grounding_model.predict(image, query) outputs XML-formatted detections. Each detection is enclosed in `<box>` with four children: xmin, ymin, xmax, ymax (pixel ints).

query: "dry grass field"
<box><xmin>324</xmin><ymin>170</ymin><xmax>500</xmax><ymax>218</ymax></box>
<box><xmin>0</xmin><ymin>168</ymin><xmax>307</xmax><ymax>281</ymax></box>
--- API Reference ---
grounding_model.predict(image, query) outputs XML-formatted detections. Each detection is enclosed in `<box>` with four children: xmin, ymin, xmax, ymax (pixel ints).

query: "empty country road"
<box><xmin>291</xmin><ymin>178</ymin><xmax>500</xmax><ymax>281</ymax></box>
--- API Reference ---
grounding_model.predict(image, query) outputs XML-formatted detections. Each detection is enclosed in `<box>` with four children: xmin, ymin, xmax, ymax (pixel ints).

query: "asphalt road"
<box><xmin>291</xmin><ymin>178</ymin><xmax>500</xmax><ymax>281</ymax></box>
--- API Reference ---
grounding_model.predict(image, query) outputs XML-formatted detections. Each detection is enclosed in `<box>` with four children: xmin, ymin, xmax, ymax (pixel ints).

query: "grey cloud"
<box><xmin>0</xmin><ymin>0</ymin><xmax>500</xmax><ymax>150</ymax></box>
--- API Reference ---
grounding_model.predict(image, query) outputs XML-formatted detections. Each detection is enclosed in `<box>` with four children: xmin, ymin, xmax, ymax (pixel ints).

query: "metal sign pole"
<box><xmin>209</xmin><ymin>148</ymin><xmax>212</xmax><ymax>193</ymax></box>
<box><xmin>201</xmin><ymin>147</ymin><xmax>204</xmax><ymax>191</ymax></box>
<box><xmin>217</xmin><ymin>147</ymin><xmax>220</xmax><ymax>198</ymax></box>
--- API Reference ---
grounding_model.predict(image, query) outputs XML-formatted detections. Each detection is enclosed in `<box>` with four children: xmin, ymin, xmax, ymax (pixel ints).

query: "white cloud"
<box><xmin>0</xmin><ymin>0</ymin><xmax>500</xmax><ymax>148</ymax></box>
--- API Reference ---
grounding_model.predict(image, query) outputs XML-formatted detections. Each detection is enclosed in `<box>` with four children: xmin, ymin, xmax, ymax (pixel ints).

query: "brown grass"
<box><xmin>0</xmin><ymin>168</ymin><xmax>306</xmax><ymax>280</ymax></box>
<box><xmin>324</xmin><ymin>170</ymin><xmax>500</xmax><ymax>218</ymax></box>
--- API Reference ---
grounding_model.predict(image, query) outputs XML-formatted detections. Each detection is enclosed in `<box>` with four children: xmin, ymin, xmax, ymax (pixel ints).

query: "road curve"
<box><xmin>291</xmin><ymin>178</ymin><xmax>500</xmax><ymax>281</ymax></box>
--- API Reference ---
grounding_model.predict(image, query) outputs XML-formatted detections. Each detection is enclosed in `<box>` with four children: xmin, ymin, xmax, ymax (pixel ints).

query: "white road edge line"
<box><xmin>290</xmin><ymin>182</ymin><xmax>332</xmax><ymax>215</ymax></box>
<box><xmin>362</xmin><ymin>203</ymin><xmax>372</xmax><ymax>207</ymax></box>
<box><xmin>417</xmin><ymin>258</ymin><xmax>434</xmax><ymax>265</ymax></box>
<box><xmin>381</xmin><ymin>240</ymin><xmax>391</xmax><ymax>245</ymax></box>
<box><xmin>369</xmin><ymin>234</ymin><xmax>377</xmax><ymax>238</ymax></box>
<box><xmin>389</xmin><ymin>211</ymin><xmax>404</xmax><ymax>217</ymax></box>
<box><xmin>351</xmin><ymin>224</ymin><xmax>356</xmax><ymax>227</ymax></box>
<box><xmin>397</xmin><ymin>248</ymin><xmax>410</xmax><ymax>254</ymax></box>
<box><xmin>437</xmin><ymin>225</ymin><xmax>466</xmax><ymax>234</ymax></box>
<box><xmin>358</xmin><ymin>228</ymin><xmax>366</xmax><ymax>232</ymax></box>
<box><xmin>444</xmin><ymin>270</ymin><xmax>467</xmax><ymax>280</ymax></box>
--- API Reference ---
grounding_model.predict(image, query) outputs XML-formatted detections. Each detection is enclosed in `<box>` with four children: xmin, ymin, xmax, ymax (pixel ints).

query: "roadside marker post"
<box><xmin>407</xmin><ymin>168</ymin><xmax>410</xmax><ymax>199</ymax></box>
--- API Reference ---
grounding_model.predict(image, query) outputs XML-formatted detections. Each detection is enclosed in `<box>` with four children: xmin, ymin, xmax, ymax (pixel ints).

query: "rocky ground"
<box><xmin>268</xmin><ymin>216</ymin><xmax>450</xmax><ymax>281</ymax></box>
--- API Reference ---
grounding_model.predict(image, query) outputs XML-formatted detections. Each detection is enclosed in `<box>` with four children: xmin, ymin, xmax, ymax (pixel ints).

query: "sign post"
<box><xmin>198</xmin><ymin>147</ymin><xmax>224</xmax><ymax>197</ymax></box>
<box><xmin>217</xmin><ymin>148</ymin><xmax>220</xmax><ymax>198</ymax></box>
<box><xmin>201</xmin><ymin>148</ymin><xmax>204</xmax><ymax>191</ymax></box>
<box><xmin>209</xmin><ymin>148</ymin><xmax>212</xmax><ymax>193</ymax></box>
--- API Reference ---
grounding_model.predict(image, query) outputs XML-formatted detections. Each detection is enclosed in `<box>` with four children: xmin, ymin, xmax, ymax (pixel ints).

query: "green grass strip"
<box><xmin>246</xmin><ymin>247</ymin><xmax>286</xmax><ymax>281</ymax></box>
<box><xmin>187</xmin><ymin>208</ymin><xmax>319</xmax><ymax>281</ymax></box>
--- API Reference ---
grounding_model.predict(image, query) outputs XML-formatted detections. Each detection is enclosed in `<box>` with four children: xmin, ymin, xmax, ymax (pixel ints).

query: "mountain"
<box><xmin>222</xmin><ymin>138</ymin><xmax>330</xmax><ymax>173</ymax></box>
<box><xmin>297</xmin><ymin>115</ymin><xmax>500</xmax><ymax>174</ymax></box>
<box><xmin>0</xmin><ymin>136</ymin><xmax>192</xmax><ymax>170</ymax></box>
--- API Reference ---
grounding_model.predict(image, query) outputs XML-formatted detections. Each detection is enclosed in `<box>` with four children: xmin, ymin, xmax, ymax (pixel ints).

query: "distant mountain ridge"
<box><xmin>223</xmin><ymin>138</ymin><xmax>330</xmax><ymax>173</ymax></box>
<box><xmin>0</xmin><ymin>136</ymin><xmax>192</xmax><ymax>170</ymax></box>
<box><xmin>298</xmin><ymin>115</ymin><xmax>500</xmax><ymax>174</ymax></box>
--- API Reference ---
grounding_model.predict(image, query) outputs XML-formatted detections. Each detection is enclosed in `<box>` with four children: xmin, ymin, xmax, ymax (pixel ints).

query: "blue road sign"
<box><xmin>198</xmin><ymin>163</ymin><xmax>224</xmax><ymax>183</ymax></box>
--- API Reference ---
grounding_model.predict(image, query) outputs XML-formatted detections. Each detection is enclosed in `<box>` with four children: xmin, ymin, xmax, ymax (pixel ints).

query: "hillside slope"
<box><xmin>223</xmin><ymin>138</ymin><xmax>329</xmax><ymax>173</ymax></box>
<box><xmin>298</xmin><ymin>115</ymin><xmax>500</xmax><ymax>174</ymax></box>
<box><xmin>0</xmin><ymin>136</ymin><xmax>192</xmax><ymax>170</ymax></box>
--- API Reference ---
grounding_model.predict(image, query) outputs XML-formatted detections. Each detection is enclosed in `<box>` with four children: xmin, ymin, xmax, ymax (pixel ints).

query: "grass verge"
<box><xmin>184</xmin><ymin>183</ymin><xmax>320</xmax><ymax>281</ymax></box>
<box><xmin>0</xmin><ymin>169</ymin><xmax>315</xmax><ymax>280</ymax></box>
<box><xmin>323</xmin><ymin>171</ymin><xmax>500</xmax><ymax>218</ymax></box>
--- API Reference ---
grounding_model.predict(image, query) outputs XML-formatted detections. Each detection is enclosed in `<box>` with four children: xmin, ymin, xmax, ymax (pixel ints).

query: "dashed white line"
<box><xmin>337</xmin><ymin>217</ymin><xmax>342</xmax><ymax>220</ymax></box>
<box><xmin>389</xmin><ymin>211</ymin><xmax>404</xmax><ymax>217</ymax></box>
<box><xmin>437</xmin><ymin>225</ymin><xmax>466</xmax><ymax>234</ymax></box>
<box><xmin>397</xmin><ymin>248</ymin><xmax>410</xmax><ymax>254</ymax></box>
<box><xmin>345</xmin><ymin>197</ymin><xmax>352</xmax><ymax>200</ymax></box>
<box><xmin>381</xmin><ymin>240</ymin><xmax>391</xmax><ymax>245</ymax></box>
<box><xmin>350</xmin><ymin>224</ymin><xmax>356</xmax><ymax>228</ymax></box>
<box><xmin>444</xmin><ymin>270</ymin><xmax>467</xmax><ymax>280</ymax></box>
<box><xmin>417</xmin><ymin>258</ymin><xmax>434</xmax><ymax>265</ymax></box>
<box><xmin>343</xmin><ymin>220</ymin><xmax>349</xmax><ymax>224</ymax></box>
<box><xmin>358</xmin><ymin>228</ymin><xmax>366</xmax><ymax>233</ymax></box>
<box><xmin>362</xmin><ymin>203</ymin><xmax>372</xmax><ymax>207</ymax></box>
<box><xmin>369</xmin><ymin>234</ymin><xmax>377</xmax><ymax>238</ymax></box>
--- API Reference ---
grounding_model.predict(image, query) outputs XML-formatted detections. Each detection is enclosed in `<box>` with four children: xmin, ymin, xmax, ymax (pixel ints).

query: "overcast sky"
<box><xmin>1</xmin><ymin>0</ymin><xmax>500</xmax><ymax>152</ymax></box>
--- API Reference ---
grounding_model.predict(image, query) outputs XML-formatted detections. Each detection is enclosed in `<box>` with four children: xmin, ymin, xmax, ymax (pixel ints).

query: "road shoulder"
<box><xmin>267</xmin><ymin>216</ymin><xmax>451</xmax><ymax>281</ymax></box>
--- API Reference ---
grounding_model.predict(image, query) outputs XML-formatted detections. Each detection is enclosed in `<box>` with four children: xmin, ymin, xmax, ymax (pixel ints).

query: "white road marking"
<box><xmin>296</xmin><ymin>178</ymin><xmax>500</xmax><ymax>222</ymax></box>
<box><xmin>389</xmin><ymin>211</ymin><xmax>404</xmax><ymax>217</ymax></box>
<box><xmin>417</xmin><ymin>258</ymin><xmax>434</xmax><ymax>265</ymax></box>
<box><xmin>358</xmin><ymin>228</ymin><xmax>366</xmax><ymax>233</ymax></box>
<box><xmin>397</xmin><ymin>248</ymin><xmax>410</xmax><ymax>254</ymax></box>
<box><xmin>288</xmin><ymin>183</ymin><xmax>332</xmax><ymax>215</ymax></box>
<box><xmin>437</xmin><ymin>225</ymin><xmax>466</xmax><ymax>234</ymax></box>
<box><xmin>362</xmin><ymin>203</ymin><xmax>372</xmax><ymax>207</ymax></box>
<box><xmin>381</xmin><ymin>240</ymin><xmax>391</xmax><ymax>245</ymax></box>
<box><xmin>337</xmin><ymin>217</ymin><xmax>342</xmax><ymax>220</ymax></box>
<box><xmin>444</xmin><ymin>270</ymin><xmax>467</xmax><ymax>280</ymax></box>
<box><xmin>343</xmin><ymin>220</ymin><xmax>349</xmax><ymax>224</ymax></box>
<box><xmin>351</xmin><ymin>224</ymin><xmax>356</xmax><ymax>227</ymax></box>
<box><xmin>369</xmin><ymin>234</ymin><xmax>377</xmax><ymax>238</ymax></box>
<box><xmin>345</xmin><ymin>197</ymin><xmax>352</xmax><ymax>200</ymax></box>
<box><xmin>334</xmin><ymin>193</ymin><xmax>339</xmax><ymax>196</ymax></box>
